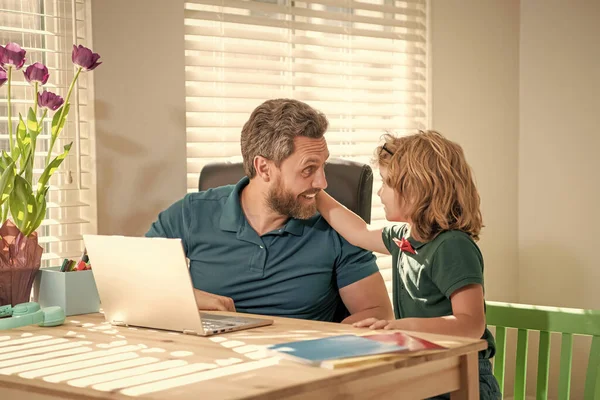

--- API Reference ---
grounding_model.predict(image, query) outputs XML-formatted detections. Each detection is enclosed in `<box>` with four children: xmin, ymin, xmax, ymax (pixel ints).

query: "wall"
<box><xmin>519</xmin><ymin>0</ymin><xmax>600</xmax><ymax>309</ymax></box>
<box><xmin>519</xmin><ymin>1</ymin><xmax>600</xmax><ymax>398</ymax></box>
<box><xmin>91</xmin><ymin>0</ymin><xmax>187</xmax><ymax>236</ymax></box>
<box><xmin>430</xmin><ymin>0</ymin><xmax>521</xmax><ymax>302</ymax></box>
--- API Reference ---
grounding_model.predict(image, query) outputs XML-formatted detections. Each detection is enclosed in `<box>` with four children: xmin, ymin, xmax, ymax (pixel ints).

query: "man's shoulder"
<box><xmin>185</xmin><ymin>184</ymin><xmax>235</xmax><ymax>205</ymax></box>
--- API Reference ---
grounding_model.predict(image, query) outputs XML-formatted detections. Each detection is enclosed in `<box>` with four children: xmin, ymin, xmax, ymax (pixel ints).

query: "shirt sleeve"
<box><xmin>381</xmin><ymin>223</ymin><xmax>408</xmax><ymax>257</ymax></box>
<box><xmin>334</xmin><ymin>233</ymin><xmax>379</xmax><ymax>289</ymax></box>
<box><xmin>429</xmin><ymin>234</ymin><xmax>484</xmax><ymax>298</ymax></box>
<box><xmin>145</xmin><ymin>197</ymin><xmax>189</xmax><ymax>253</ymax></box>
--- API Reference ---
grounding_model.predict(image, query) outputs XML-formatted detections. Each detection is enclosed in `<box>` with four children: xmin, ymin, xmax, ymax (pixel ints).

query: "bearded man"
<box><xmin>146</xmin><ymin>99</ymin><xmax>392</xmax><ymax>323</ymax></box>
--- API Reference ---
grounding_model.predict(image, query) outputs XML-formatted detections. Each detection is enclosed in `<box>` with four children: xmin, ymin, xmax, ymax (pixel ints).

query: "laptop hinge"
<box><xmin>112</xmin><ymin>320</ymin><xmax>128</xmax><ymax>327</ymax></box>
<box><xmin>183</xmin><ymin>329</ymin><xmax>200</xmax><ymax>335</ymax></box>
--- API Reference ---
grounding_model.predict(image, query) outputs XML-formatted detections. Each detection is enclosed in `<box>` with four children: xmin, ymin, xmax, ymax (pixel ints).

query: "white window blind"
<box><xmin>184</xmin><ymin>0</ymin><xmax>428</xmax><ymax>299</ymax></box>
<box><xmin>0</xmin><ymin>0</ymin><xmax>97</xmax><ymax>266</ymax></box>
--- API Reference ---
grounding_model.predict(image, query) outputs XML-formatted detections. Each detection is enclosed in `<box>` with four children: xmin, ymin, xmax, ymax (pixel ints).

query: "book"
<box><xmin>320</xmin><ymin>333</ymin><xmax>447</xmax><ymax>369</ymax></box>
<box><xmin>363</xmin><ymin>332</ymin><xmax>446</xmax><ymax>351</ymax></box>
<box><xmin>267</xmin><ymin>335</ymin><xmax>408</xmax><ymax>367</ymax></box>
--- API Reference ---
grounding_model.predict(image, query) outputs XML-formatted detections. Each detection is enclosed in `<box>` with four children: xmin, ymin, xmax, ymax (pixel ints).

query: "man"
<box><xmin>146</xmin><ymin>99</ymin><xmax>392</xmax><ymax>323</ymax></box>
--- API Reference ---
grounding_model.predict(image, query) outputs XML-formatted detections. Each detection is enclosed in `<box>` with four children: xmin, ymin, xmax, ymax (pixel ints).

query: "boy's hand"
<box><xmin>353</xmin><ymin>318</ymin><xmax>391</xmax><ymax>330</ymax></box>
<box><xmin>353</xmin><ymin>318</ymin><xmax>406</xmax><ymax>330</ymax></box>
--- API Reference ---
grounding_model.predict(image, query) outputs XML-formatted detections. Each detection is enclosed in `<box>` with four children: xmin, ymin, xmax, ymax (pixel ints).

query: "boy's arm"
<box><xmin>354</xmin><ymin>284</ymin><xmax>486</xmax><ymax>338</ymax></box>
<box><xmin>317</xmin><ymin>191</ymin><xmax>389</xmax><ymax>255</ymax></box>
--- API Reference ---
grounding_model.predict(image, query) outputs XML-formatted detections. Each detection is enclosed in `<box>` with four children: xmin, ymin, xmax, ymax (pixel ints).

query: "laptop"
<box><xmin>83</xmin><ymin>234</ymin><xmax>273</xmax><ymax>336</ymax></box>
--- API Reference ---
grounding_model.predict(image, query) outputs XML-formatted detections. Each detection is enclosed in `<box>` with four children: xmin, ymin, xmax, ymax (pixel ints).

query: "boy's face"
<box><xmin>267</xmin><ymin>136</ymin><xmax>329</xmax><ymax>219</ymax></box>
<box><xmin>378</xmin><ymin>167</ymin><xmax>410</xmax><ymax>223</ymax></box>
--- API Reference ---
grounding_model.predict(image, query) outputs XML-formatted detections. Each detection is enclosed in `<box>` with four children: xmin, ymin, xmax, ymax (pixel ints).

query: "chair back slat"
<box><xmin>486</xmin><ymin>301</ymin><xmax>600</xmax><ymax>335</ymax></box>
<box><xmin>536</xmin><ymin>331</ymin><xmax>551</xmax><ymax>399</ymax></box>
<box><xmin>493</xmin><ymin>326</ymin><xmax>507</xmax><ymax>393</ymax></box>
<box><xmin>487</xmin><ymin>301</ymin><xmax>600</xmax><ymax>399</ymax></box>
<box><xmin>558</xmin><ymin>333</ymin><xmax>573</xmax><ymax>400</ymax></box>
<box><xmin>514</xmin><ymin>328</ymin><xmax>529</xmax><ymax>400</ymax></box>
<box><xmin>584</xmin><ymin>335</ymin><xmax>600</xmax><ymax>400</ymax></box>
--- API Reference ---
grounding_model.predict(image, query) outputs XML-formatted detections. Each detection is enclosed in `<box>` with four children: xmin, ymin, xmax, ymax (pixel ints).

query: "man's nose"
<box><xmin>313</xmin><ymin>168</ymin><xmax>327</xmax><ymax>190</ymax></box>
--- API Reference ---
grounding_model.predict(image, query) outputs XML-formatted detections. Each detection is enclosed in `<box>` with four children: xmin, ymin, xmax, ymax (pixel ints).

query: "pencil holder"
<box><xmin>33</xmin><ymin>267</ymin><xmax>100</xmax><ymax>316</ymax></box>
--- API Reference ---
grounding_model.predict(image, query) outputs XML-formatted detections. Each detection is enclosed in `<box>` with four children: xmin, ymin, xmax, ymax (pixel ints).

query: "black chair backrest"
<box><xmin>198</xmin><ymin>158</ymin><xmax>373</xmax><ymax>223</ymax></box>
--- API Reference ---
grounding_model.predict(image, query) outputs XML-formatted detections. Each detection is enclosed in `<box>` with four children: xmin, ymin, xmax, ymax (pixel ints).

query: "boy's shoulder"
<box><xmin>424</xmin><ymin>230</ymin><xmax>480</xmax><ymax>254</ymax></box>
<box><xmin>424</xmin><ymin>231</ymin><xmax>483</xmax><ymax>267</ymax></box>
<box><xmin>433</xmin><ymin>229</ymin><xmax>476</xmax><ymax>244</ymax></box>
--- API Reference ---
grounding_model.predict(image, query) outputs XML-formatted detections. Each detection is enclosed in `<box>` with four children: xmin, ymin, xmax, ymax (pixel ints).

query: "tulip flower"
<box><xmin>24</xmin><ymin>62</ymin><xmax>49</xmax><ymax>85</ymax></box>
<box><xmin>0</xmin><ymin>42</ymin><xmax>27</xmax><ymax>70</ymax></box>
<box><xmin>0</xmin><ymin>67</ymin><xmax>6</xmax><ymax>88</ymax></box>
<box><xmin>38</xmin><ymin>90</ymin><xmax>65</xmax><ymax>111</ymax></box>
<box><xmin>72</xmin><ymin>45</ymin><xmax>102</xmax><ymax>71</ymax></box>
<box><xmin>0</xmin><ymin>41</ymin><xmax>101</xmax><ymax>238</ymax></box>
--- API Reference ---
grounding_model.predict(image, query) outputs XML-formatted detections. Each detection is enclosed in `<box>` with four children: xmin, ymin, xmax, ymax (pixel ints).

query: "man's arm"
<box><xmin>146</xmin><ymin>197</ymin><xmax>236</xmax><ymax>311</ymax></box>
<box><xmin>339</xmin><ymin>272</ymin><xmax>394</xmax><ymax>324</ymax></box>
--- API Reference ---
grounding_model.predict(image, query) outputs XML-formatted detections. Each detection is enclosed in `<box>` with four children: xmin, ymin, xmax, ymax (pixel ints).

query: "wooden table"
<box><xmin>0</xmin><ymin>312</ymin><xmax>486</xmax><ymax>400</ymax></box>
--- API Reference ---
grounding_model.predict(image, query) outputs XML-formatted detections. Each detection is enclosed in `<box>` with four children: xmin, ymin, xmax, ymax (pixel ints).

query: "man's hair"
<box><xmin>375</xmin><ymin>130</ymin><xmax>483</xmax><ymax>242</ymax></box>
<box><xmin>241</xmin><ymin>99</ymin><xmax>329</xmax><ymax>178</ymax></box>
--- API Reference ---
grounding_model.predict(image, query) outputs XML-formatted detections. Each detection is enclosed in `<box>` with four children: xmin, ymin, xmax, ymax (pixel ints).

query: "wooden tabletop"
<box><xmin>0</xmin><ymin>312</ymin><xmax>487</xmax><ymax>400</ymax></box>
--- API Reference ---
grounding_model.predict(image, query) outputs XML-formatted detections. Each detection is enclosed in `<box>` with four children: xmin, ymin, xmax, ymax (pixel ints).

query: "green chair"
<box><xmin>486</xmin><ymin>301</ymin><xmax>600</xmax><ymax>400</ymax></box>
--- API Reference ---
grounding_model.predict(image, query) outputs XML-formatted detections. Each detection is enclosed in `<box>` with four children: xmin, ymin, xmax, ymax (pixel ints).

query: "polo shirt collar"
<box><xmin>407</xmin><ymin>236</ymin><xmax>427</xmax><ymax>250</ymax></box>
<box><xmin>219</xmin><ymin>177</ymin><xmax>304</xmax><ymax>236</ymax></box>
<box><xmin>219</xmin><ymin>177</ymin><xmax>249</xmax><ymax>232</ymax></box>
<box><xmin>406</xmin><ymin>225</ymin><xmax>427</xmax><ymax>249</ymax></box>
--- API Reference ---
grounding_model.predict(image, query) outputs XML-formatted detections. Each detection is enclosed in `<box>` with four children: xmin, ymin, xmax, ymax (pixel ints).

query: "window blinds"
<box><xmin>184</xmin><ymin>0</ymin><xmax>428</xmax><ymax>299</ymax></box>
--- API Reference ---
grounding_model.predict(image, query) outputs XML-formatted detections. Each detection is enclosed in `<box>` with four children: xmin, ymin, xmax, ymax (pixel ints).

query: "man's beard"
<box><xmin>266</xmin><ymin>183</ymin><xmax>319</xmax><ymax>220</ymax></box>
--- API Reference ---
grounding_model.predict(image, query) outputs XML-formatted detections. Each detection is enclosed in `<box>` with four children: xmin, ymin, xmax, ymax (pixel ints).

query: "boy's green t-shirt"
<box><xmin>382</xmin><ymin>224</ymin><xmax>495</xmax><ymax>358</ymax></box>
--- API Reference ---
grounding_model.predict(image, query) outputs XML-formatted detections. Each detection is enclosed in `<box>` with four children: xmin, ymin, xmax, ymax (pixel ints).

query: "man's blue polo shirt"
<box><xmin>146</xmin><ymin>177</ymin><xmax>379</xmax><ymax>321</ymax></box>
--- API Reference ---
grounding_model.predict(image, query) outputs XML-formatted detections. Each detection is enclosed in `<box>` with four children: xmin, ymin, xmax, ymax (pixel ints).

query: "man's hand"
<box><xmin>193</xmin><ymin>289</ymin><xmax>236</xmax><ymax>312</ymax></box>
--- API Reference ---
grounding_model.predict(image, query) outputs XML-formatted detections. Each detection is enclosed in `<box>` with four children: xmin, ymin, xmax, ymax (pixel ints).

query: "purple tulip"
<box><xmin>24</xmin><ymin>62</ymin><xmax>49</xmax><ymax>85</ymax></box>
<box><xmin>0</xmin><ymin>67</ymin><xmax>6</xmax><ymax>88</ymax></box>
<box><xmin>38</xmin><ymin>90</ymin><xmax>64</xmax><ymax>111</ymax></box>
<box><xmin>0</xmin><ymin>42</ymin><xmax>27</xmax><ymax>70</ymax></box>
<box><xmin>71</xmin><ymin>45</ymin><xmax>101</xmax><ymax>71</ymax></box>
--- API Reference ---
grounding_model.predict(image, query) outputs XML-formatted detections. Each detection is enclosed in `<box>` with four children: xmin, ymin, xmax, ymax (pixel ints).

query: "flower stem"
<box><xmin>34</xmin><ymin>82</ymin><xmax>38</xmax><ymax>115</ymax></box>
<box><xmin>46</xmin><ymin>66</ymin><xmax>82</xmax><ymax>166</ymax></box>
<box><xmin>7</xmin><ymin>66</ymin><xmax>13</xmax><ymax>155</ymax></box>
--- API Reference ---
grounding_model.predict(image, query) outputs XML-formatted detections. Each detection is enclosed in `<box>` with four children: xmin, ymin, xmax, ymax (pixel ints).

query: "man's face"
<box><xmin>267</xmin><ymin>136</ymin><xmax>329</xmax><ymax>219</ymax></box>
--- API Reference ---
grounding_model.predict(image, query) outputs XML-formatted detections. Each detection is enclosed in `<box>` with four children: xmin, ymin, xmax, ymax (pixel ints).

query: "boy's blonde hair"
<box><xmin>375</xmin><ymin>130</ymin><xmax>483</xmax><ymax>242</ymax></box>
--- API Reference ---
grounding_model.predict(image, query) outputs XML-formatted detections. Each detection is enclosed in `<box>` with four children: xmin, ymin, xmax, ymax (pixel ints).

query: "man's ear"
<box><xmin>254</xmin><ymin>156</ymin><xmax>272</xmax><ymax>182</ymax></box>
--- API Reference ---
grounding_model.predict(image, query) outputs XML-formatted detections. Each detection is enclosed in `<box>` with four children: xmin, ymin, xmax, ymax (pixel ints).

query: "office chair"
<box><xmin>198</xmin><ymin>158</ymin><xmax>373</xmax><ymax>223</ymax></box>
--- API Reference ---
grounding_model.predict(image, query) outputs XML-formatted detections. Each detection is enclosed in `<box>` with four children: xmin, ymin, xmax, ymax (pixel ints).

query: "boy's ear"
<box><xmin>254</xmin><ymin>156</ymin><xmax>272</xmax><ymax>182</ymax></box>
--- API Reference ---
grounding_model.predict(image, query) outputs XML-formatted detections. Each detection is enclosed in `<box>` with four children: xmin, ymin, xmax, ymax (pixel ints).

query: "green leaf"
<box><xmin>0</xmin><ymin>161</ymin><xmax>16</xmax><ymax>206</ymax></box>
<box><xmin>27</xmin><ymin>107</ymin><xmax>39</xmax><ymax>138</ymax></box>
<box><xmin>30</xmin><ymin>186</ymin><xmax>49</xmax><ymax>234</ymax></box>
<box><xmin>37</xmin><ymin>142</ymin><xmax>72</xmax><ymax>194</ymax></box>
<box><xmin>9</xmin><ymin>175</ymin><xmax>37</xmax><ymax>235</ymax></box>
<box><xmin>16</xmin><ymin>115</ymin><xmax>32</xmax><ymax>168</ymax></box>
<box><xmin>51</xmin><ymin>103</ymin><xmax>70</xmax><ymax>140</ymax></box>
<box><xmin>0</xmin><ymin>151</ymin><xmax>14</xmax><ymax>171</ymax></box>
<box><xmin>17</xmin><ymin>114</ymin><xmax>27</xmax><ymax>142</ymax></box>
<box><xmin>18</xmin><ymin>149</ymin><xmax>32</xmax><ymax>178</ymax></box>
<box><xmin>11</xmin><ymin>116</ymin><xmax>27</xmax><ymax>161</ymax></box>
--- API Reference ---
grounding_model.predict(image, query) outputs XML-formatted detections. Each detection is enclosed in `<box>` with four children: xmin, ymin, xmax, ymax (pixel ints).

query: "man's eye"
<box><xmin>303</xmin><ymin>167</ymin><xmax>315</xmax><ymax>175</ymax></box>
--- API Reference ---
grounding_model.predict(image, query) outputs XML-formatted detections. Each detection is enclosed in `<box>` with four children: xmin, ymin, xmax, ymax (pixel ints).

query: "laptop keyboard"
<box><xmin>202</xmin><ymin>318</ymin><xmax>243</xmax><ymax>332</ymax></box>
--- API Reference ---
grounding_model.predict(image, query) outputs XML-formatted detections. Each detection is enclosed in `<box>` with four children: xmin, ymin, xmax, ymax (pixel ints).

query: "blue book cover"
<box><xmin>267</xmin><ymin>335</ymin><xmax>407</xmax><ymax>366</ymax></box>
